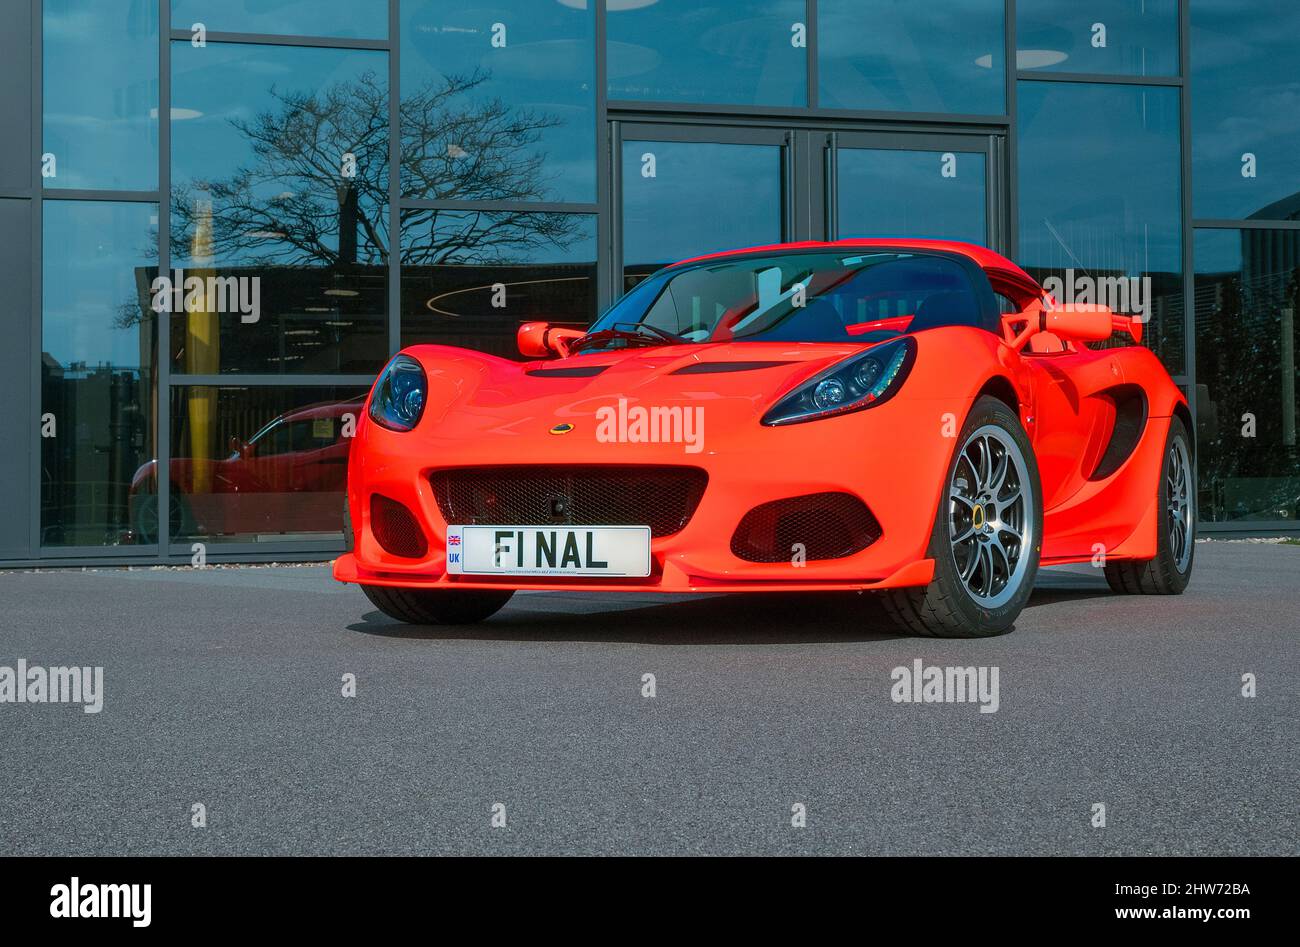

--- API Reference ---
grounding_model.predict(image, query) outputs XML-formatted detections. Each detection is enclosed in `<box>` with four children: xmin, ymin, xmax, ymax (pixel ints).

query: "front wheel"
<box><xmin>883</xmin><ymin>395</ymin><xmax>1043</xmax><ymax>637</ymax></box>
<box><xmin>361</xmin><ymin>585</ymin><xmax>514</xmax><ymax>625</ymax></box>
<box><xmin>1103</xmin><ymin>414</ymin><xmax>1195</xmax><ymax>594</ymax></box>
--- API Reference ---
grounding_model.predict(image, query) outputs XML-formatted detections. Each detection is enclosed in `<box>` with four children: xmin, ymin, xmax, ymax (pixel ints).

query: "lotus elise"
<box><xmin>334</xmin><ymin>240</ymin><xmax>1194</xmax><ymax>636</ymax></box>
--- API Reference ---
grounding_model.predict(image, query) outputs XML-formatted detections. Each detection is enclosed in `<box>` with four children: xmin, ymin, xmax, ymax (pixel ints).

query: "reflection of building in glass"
<box><xmin>1193</xmin><ymin>201</ymin><xmax>1300</xmax><ymax>521</ymax></box>
<box><xmin>40</xmin><ymin>359</ymin><xmax>152</xmax><ymax>546</ymax></box>
<box><xmin>401</xmin><ymin>262</ymin><xmax>595</xmax><ymax>358</ymax></box>
<box><xmin>160</xmin><ymin>265</ymin><xmax>388</xmax><ymax>375</ymax></box>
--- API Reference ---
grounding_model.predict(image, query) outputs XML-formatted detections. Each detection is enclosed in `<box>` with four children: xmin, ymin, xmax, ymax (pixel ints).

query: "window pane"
<box><xmin>43</xmin><ymin>0</ymin><xmax>158</xmax><ymax>190</ymax></box>
<box><xmin>1017</xmin><ymin>81</ymin><xmax>1184</xmax><ymax>373</ymax></box>
<box><xmin>401</xmin><ymin>0</ymin><xmax>595</xmax><ymax>203</ymax></box>
<box><xmin>1017</xmin><ymin>0</ymin><xmax>1177</xmax><ymax>77</ymax></box>
<box><xmin>818</xmin><ymin>0</ymin><xmax>1004</xmax><ymax>114</ymax></box>
<box><xmin>170</xmin><ymin>42</ymin><xmax>389</xmax><ymax>374</ymax></box>
<box><xmin>622</xmin><ymin>140</ymin><xmax>783</xmax><ymax>286</ymax></box>
<box><xmin>170</xmin><ymin>0</ymin><xmax>388</xmax><ymax>39</ymax></box>
<box><xmin>400</xmin><ymin>210</ymin><xmax>597</xmax><ymax>358</ymax></box>
<box><xmin>1194</xmin><ymin>229</ymin><xmax>1300</xmax><ymax>523</ymax></box>
<box><xmin>42</xmin><ymin>201</ymin><xmax>158</xmax><ymax>547</ymax></box>
<box><xmin>838</xmin><ymin>148</ymin><xmax>986</xmax><ymax>245</ymax></box>
<box><xmin>1192</xmin><ymin>1</ymin><xmax>1300</xmax><ymax>220</ymax></box>
<box><xmin>168</xmin><ymin>386</ymin><xmax>368</xmax><ymax>543</ymax></box>
<box><xmin>608</xmin><ymin>1</ymin><xmax>807</xmax><ymax>107</ymax></box>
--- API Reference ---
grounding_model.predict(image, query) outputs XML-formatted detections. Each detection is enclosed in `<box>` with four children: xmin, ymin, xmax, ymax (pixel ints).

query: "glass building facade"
<box><xmin>0</xmin><ymin>0</ymin><xmax>1297</xmax><ymax>564</ymax></box>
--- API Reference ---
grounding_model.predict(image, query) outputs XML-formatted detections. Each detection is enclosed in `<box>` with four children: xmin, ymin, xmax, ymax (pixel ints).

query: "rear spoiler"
<box><xmin>1110</xmin><ymin>312</ymin><xmax>1144</xmax><ymax>343</ymax></box>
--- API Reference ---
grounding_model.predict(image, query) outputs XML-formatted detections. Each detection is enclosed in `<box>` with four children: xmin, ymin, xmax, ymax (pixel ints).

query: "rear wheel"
<box><xmin>361</xmin><ymin>585</ymin><xmax>514</xmax><ymax>625</ymax></box>
<box><xmin>883</xmin><ymin>395</ymin><xmax>1043</xmax><ymax>637</ymax></box>
<box><xmin>132</xmin><ymin>488</ymin><xmax>190</xmax><ymax>545</ymax></box>
<box><xmin>1104</xmin><ymin>415</ymin><xmax>1194</xmax><ymax>594</ymax></box>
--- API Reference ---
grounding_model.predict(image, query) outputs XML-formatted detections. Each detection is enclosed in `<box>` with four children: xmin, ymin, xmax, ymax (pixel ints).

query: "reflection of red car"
<box><xmin>335</xmin><ymin>240</ymin><xmax>1194</xmax><ymax>637</ymax></box>
<box><xmin>129</xmin><ymin>399</ymin><xmax>364</xmax><ymax>542</ymax></box>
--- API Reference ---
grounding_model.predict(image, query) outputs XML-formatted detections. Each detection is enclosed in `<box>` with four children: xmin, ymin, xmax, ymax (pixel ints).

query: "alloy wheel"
<box><xmin>948</xmin><ymin>425</ymin><xmax>1035</xmax><ymax>609</ymax></box>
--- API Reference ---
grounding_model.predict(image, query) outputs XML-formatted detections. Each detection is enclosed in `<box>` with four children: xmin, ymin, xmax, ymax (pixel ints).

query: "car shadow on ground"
<box><xmin>350</xmin><ymin>591</ymin><xmax>906</xmax><ymax>644</ymax></box>
<box><xmin>346</xmin><ymin>569</ymin><xmax>1115</xmax><ymax>644</ymax></box>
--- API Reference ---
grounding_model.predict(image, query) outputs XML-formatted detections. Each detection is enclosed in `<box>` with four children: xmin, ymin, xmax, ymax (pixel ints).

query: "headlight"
<box><xmin>761</xmin><ymin>337</ymin><xmax>916</xmax><ymax>426</ymax></box>
<box><xmin>368</xmin><ymin>354</ymin><xmax>428</xmax><ymax>432</ymax></box>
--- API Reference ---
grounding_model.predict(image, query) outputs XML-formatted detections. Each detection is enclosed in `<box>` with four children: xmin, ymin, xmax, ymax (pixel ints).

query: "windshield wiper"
<box><xmin>569</xmin><ymin>322</ymin><xmax>685</xmax><ymax>353</ymax></box>
<box><xmin>616</xmin><ymin>322</ymin><xmax>685</xmax><ymax>344</ymax></box>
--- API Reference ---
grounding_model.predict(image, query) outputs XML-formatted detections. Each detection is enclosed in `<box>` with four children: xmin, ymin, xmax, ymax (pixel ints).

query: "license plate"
<box><xmin>445</xmin><ymin>525</ymin><xmax>652</xmax><ymax>577</ymax></box>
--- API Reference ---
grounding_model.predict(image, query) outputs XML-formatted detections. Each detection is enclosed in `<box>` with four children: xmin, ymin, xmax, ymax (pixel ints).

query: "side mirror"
<box><xmin>517</xmin><ymin>321</ymin><xmax>585</xmax><ymax>359</ymax></box>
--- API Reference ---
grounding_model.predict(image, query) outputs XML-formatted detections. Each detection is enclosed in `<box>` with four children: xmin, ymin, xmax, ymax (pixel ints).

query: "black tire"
<box><xmin>1104</xmin><ymin>415</ymin><xmax>1194</xmax><ymax>595</ymax></box>
<box><xmin>883</xmin><ymin>395</ymin><xmax>1043</xmax><ymax>638</ymax></box>
<box><xmin>361</xmin><ymin>585</ymin><xmax>514</xmax><ymax>625</ymax></box>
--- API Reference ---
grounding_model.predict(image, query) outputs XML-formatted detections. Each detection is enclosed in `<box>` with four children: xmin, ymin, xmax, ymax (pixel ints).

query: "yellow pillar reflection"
<box><xmin>186</xmin><ymin>196</ymin><xmax>219</xmax><ymax>495</ymax></box>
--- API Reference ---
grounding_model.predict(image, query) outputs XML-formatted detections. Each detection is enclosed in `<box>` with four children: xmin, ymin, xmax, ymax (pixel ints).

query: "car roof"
<box><xmin>276</xmin><ymin>398</ymin><xmax>366</xmax><ymax>424</ymax></box>
<box><xmin>669</xmin><ymin>239</ymin><xmax>1037</xmax><ymax>287</ymax></box>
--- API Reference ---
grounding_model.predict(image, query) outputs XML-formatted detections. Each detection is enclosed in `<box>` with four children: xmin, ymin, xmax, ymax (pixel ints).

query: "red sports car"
<box><xmin>334</xmin><ymin>240</ymin><xmax>1194</xmax><ymax>636</ymax></box>
<box><xmin>130</xmin><ymin>398</ymin><xmax>362</xmax><ymax>542</ymax></box>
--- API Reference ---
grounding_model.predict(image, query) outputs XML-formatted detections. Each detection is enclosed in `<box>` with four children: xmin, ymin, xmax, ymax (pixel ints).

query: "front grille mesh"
<box><xmin>730</xmin><ymin>492</ymin><xmax>881</xmax><ymax>563</ymax></box>
<box><xmin>431</xmin><ymin>466</ymin><xmax>708</xmax><ymax>538</ymax></box>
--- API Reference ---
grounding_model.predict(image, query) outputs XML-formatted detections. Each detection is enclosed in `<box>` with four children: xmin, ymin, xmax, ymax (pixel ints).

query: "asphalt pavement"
<box><xmin>0</xmin><ymin>540</ymin><xmax>1295</xmax><ymax>855</ymax></box>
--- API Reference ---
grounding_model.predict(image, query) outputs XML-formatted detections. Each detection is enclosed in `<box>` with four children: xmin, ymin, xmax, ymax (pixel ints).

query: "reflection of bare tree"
<box><xmin>400</xmin><ymin>207</ymin><xmax>579</xmax><ymax>264</ymax></box>
<box><xmin>169</xmin><ymin>69</ymin><xmax>581</xmax><ymax>267</ymax></box>
<box><xmin>1198</xmin><ymin>263</ymin><xmax>1300</xmax><ymax>517</ymax></box>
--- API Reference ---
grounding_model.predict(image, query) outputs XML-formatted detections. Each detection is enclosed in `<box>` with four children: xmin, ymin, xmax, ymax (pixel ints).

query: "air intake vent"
<box><xmin>370</xmin><ymin>494</ymin><xmax>428</xmax><ymax>559</ymax></box>
<box><xmin>731</xmin><ymin>492</ymin><xmax>881</xmax><ymax>563</ymax></box>
<box><xmin>1089</xmin><ymin>384</ymin><xmax>1148</xmax><ymax>481</ymax></box>
<box><xmin>526</xmin><ymin>365</ymin><xmax>610</xmax><ymax>377</ymax></box>
<box><xmin>671</xmin><ymin>361</ymin><xmax>791</xmax><ymax>375</ymax></box>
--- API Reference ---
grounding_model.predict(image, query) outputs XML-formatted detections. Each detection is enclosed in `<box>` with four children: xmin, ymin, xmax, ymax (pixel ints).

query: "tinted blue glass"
<box><xmin>171</xmin><ymin>0</ymin><xmax>387</xmax><ymax>39</ymax></box>
<box><xmin>401</xmin><ymin>0</ymin><xmax>596</xmax><ymax>202</ymax></box>
<box><xmin>43</xmin><ymin>0</ymin><xmax>158</xmax><ymax>190</ymax></box>
<box><xmin>400</xmin><ymin>210</ymin><xmax>597</xmax><ymax>357</ymax></box>
<box><xmin>607</xmin><ymin>1</ymin><xmax>807</xmax><ymax>107</ymax></box>
<box><xmin>1017</xmin><ymin>0</ymin><xmax>1178</xmax><ymax>76</ymax></box>
<box><xmin>1194</xmin><ymin>228</ymin><xmax>1300</xmax><ymax>522</ymax></box>
<box><xmin>42</xmin><ymin>200</ymin><xmax>158</xmax><ymax>546</ymax></box>
<box><xmin>1192</xmin><ymin>0</ymin><xmax>1300</xmax><ymax>220</ymax></box>
<box><xmin>1018</xmin><ymin>81</ymin><xmax>1184</xmax><ymax>372</ymax></box>
<box><xmin>622</xmin><ymin>140</ymin><xmax>783</xmax><ymax>285</ymax></box>
<box><xmin>819</xmin><ymin>0</ymin><xmax>1004</xmax><ymax>114</ymax></box>
<box><xmin>838</xmin><ymin>148</ymin><xmax>986</xmax><ymax>245</ymax></box>
<box><xmin>170</xmin><ymin>42</ymin><xmax>389</xmax><ymax>374</ymax></box>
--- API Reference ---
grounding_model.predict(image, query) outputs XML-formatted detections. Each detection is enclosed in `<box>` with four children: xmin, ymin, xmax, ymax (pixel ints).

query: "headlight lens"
<box><xmin>761</xmin><ymin>337</ymin><xmax>916</xmax><ymax>426</ymax></box>
<box><xmin>369</xmin><ymin>354</ymin><xmax>428</xmax><ymax>432</ymax></box>
<box><xmin>813</xmin><ymin>378</ymin><xmax>847</xmax><ymax>409</ymax></box>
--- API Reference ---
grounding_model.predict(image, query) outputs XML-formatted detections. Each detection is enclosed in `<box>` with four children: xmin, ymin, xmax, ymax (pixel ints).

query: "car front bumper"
<box><xmin>334</xmin><ymin>398</ymin><xmax>954</xmax><ymax>593</ymax></box>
